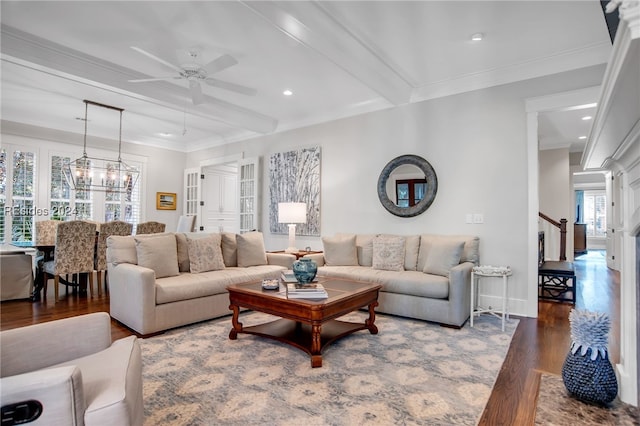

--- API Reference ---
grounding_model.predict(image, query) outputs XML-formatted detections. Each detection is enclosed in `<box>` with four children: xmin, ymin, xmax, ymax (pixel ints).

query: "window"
<box><xmin>0</xmin><ymin>147</ymin><xmax>37</xmax><ymax>243</ymax></box>
<box><xmin>583</xmin><ymin>190</ymin><xmax>606</xmax><ymax>238</ymax></box>
<box><xmin>396</xmin><ymin>179</ymin><xmax>426</xmax><ymax>207</ymax></box>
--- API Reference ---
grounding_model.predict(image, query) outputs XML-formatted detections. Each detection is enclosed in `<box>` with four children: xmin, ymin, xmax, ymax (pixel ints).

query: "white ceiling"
<box><xmin>0</xmin><ymin>1</ymin><xmax>612</xmax><ymax>153</ymax></box>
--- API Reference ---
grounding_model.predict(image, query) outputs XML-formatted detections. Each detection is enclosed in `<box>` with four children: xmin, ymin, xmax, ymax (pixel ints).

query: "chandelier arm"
<box><xmin>83</xmin><ymin>101</ymin><xmax>88</xmax><ymax>157</ymax></box>
<box><xmin>118</xmin><ymin>110</ymin><xmax>123</xmax><ymax>162</ymax></box>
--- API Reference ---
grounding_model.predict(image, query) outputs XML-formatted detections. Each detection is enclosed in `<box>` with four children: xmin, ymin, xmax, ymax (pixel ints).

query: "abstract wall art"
<box><xmin>269</xmin><ymin>146</ymin><xmax>321</xmax><ymax>236</ymax></box>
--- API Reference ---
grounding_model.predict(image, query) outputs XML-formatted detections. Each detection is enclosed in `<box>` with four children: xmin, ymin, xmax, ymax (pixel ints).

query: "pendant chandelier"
<box><xmin>63</xmin><ymin>100</ymin><xmax>139</xmax><ymax>193</ymax></box>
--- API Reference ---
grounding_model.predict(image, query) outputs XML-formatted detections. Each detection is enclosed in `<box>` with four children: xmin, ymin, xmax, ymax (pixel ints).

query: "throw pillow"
<box><xmin>187</xmin><ymin>233</ymin><xmax>225</xmax><ymax>273</ymax></box>
<box><xmin>175</xmin><ymin>233</ymin><xmax>190</xmax><ymax>272</ymax></box>
<box><xmin>423</xmin><ymin>239</ymin><xmax>464</xmax><ymax>277</ymax></box>
<box><xmin>134</xmin><ymin>233</ymin><xmax>179</xmax><ymax>278</ymax></box>
<box><xmin>322</xmin><ymin>234</ymin><xmax>358</xmax><ymax>266</ymax></box>
<box><xmin>236</xmin><ymin>231</ymin><xmax>267</xmax><ymax>267</ymax></box>
<box><xmin>106</xmin><ymin>235</ymin><xmax>137</xmax><ymax>265</ymax></box>
<box><xmin>221</xmin><ymin>232</ymin><xmax>238</xmax><ymax>267</ymax></box>
<box><xmin>372</xmin><ymin>235</ymin><xmax>406</xmax><ymax>271</ymax></box>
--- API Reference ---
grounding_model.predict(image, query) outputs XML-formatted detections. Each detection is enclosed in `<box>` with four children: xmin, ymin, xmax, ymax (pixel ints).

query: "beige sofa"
<box><xmin>306</xmin><ymin>233</ymin><xmax>479</xmax><ymax>328</ymax></box>
<box><xmin>107</xmin><ymin>231</ymin><xmax>294</xmax><ymax>335</ymax></box>
<box><xmin>0</xmin><ymin>313</ymin><xmax>143</xmax><ymax>425</ymax></box>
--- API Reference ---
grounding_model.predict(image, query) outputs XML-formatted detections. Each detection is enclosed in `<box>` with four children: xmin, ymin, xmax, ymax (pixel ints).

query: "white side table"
<box><xmin>470</xmin><ymin>265</ymin><xmax>512</xmax><ymax>331</ymax></box>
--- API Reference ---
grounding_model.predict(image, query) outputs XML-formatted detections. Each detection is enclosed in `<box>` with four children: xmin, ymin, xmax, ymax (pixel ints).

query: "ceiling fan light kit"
<box><xmin>128</xmin><ymin>46</ymin><xmax>257</xmax><ymax>105</ymax></box>
<box><xmin>63</xmin><ymin>100</ymin><xmax>139</xmax><ymax>194</ymax></box>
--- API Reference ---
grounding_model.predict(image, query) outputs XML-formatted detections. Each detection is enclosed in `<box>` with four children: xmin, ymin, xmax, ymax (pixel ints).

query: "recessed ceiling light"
<box><xmin>581</xmin><ymin>116</ymin><xmax>592</xmax><ymax>121</ymax></box>
<box><xmin>158</xmin><ymin>132</ymin><xmax>173</xmax><ymax>137</ymax></box>
<box><xmin>471</xmin><ymin>33</ymin><xmax>484</xmax><ymax>41</ymax></box>
<box><xmin>283</xmin><ymin>89</ymin><xmax>293</xmax><ymax>96</ymax></box>
<box><xmin>579</xmin><ymin>136</ymin><xmax>587</xmax><ymax>140</ymax></box>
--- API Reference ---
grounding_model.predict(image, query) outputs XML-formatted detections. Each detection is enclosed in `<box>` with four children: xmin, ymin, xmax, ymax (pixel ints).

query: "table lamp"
<box><xmin>278</xmin><ymin>202</ymin><xmax>307</xmax><ymax>253</ymax></box>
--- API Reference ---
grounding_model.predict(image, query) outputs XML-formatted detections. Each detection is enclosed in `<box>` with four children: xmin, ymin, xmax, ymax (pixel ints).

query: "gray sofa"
<box><xmin>306</xmin><ymin>233</ymin><xmax>479</xmax><ymax>328</ymax></box>
<box><xmin>107</xmin><ymin>231</ymin><xmax>294</xmax><ymax>335</ymax></box>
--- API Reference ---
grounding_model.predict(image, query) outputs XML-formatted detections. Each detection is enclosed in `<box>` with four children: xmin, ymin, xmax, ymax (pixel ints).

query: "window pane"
<box><xmin>584</xmin><ymin>191</ymin><xmax>607</xmax><ymax>238</ymax></box>
<box><xmin>12</xmin><ymin>151</ymin><xmax>35</xmax><ymax>242</ymax></box>
<box><xmin>51</xmin><ymin>155</ymin><xmax>70</xmax><ymax>200</ymax></box>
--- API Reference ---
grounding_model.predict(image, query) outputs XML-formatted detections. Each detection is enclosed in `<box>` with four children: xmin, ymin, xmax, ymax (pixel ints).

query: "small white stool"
<box><xmin>470</xmin><ymin>265</ymin><xmax>512</xmax><ymax>331</ymax></box>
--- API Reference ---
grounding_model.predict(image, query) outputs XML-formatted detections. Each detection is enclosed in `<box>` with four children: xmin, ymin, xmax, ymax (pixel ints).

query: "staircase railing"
<box><xmin>538</xmin><ymin>212</ymin><xmax>568</xmax><ymax>261</ymax></box>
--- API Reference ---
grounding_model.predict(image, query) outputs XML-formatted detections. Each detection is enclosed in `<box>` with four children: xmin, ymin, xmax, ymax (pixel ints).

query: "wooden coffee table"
<box><xmin>227</xmin><ymin>278</ymin><xmax>381</xmax><ymax>367</ymax></box>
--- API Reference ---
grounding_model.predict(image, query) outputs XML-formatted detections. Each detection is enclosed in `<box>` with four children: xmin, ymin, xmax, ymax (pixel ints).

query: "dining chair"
<box><xmin>135</xmin><ymin>221</ymin><xmax>166</xmax><ymax>235</ymax></box>
<box><xmin>176</xmin><ymin>215</ymin><xmax>196</xmax><ymax>232</ymax></box>
<box><xmin>35</xmin><ymin>219</ymin><xmax>59</xmax><ymax>247</ymax></box>
<box><xmin>95</xmin><ymin>220</ymin><xmax>133</xmax><ymax>295</ymax></box>
<box><xmin>42</xmin><ymin>220</ymin><xmax>97</xmax><ymax>302</ymax></box>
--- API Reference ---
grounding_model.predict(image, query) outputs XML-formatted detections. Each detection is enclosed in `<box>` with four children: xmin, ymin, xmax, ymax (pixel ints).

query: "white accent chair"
<box><xmin>176</xmin><ymin>215</ymin><xmax>196</xmax><ymax>232</ymax></box>
<box><xmin>0</xmin><ymin>313</ymin><xmax>143</xmax><ymax>425</ymax></box>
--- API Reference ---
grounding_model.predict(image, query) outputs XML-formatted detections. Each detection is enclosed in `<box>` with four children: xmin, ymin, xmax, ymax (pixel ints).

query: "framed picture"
<box><xmin>269</xmin><ymin>146</ymin><xmax>321</xmax><ymax>236</ymax></box>
<box><xmin>156</xmin><ymin>192</ymin><xmax>177</xmax><ymax>210</ymax></box>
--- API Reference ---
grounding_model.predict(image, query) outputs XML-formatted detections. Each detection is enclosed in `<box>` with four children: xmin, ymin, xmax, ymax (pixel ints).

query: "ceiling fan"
<box><xmin>128</xmin><ymin>46</ymin><xmax>257</xmax><ymax>105</ymax></box>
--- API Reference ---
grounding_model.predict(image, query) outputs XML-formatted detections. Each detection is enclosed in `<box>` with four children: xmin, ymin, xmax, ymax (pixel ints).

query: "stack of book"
<box><xmin>281</xmin><ymin>270</ymin><xmax>318</xmax><ymax>283</ymax></box>
<box><xmin>286</xmin><ymin>283</ymin><xmax>328</xmax><ymax>299</ymax></box>
<box><xmin>281</xmin><ymin>270</ymin><xmax>297</xmax><ymax>283</ymax></box>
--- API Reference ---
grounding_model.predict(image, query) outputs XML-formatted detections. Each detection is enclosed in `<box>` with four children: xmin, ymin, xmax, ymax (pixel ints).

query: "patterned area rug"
<box><xmin>535</xmin><ymin>373</ymin><xmax>640</xmax><ymax>425</ymax></box>
<box><xmin>141</xmin><ymin>311</ymin><xmax>518</xmax><ymax>425</ymax></box>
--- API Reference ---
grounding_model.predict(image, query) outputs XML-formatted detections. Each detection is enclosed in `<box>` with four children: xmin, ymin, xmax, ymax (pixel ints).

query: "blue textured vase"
<box><xmin>292</xmin><ymin>258</ymin><xmax>318</xmax><ymax>284</ymax></box>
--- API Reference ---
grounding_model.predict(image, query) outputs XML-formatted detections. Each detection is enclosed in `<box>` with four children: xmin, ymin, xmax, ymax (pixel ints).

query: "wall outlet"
<box><xmin>473</xmin><ymin>213</ymin><xmax>484</xmax><ymax>224</ymax></box>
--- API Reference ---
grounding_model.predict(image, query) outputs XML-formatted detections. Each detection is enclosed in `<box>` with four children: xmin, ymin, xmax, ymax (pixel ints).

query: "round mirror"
<box><xmin>377</xmin><ymin>154</ymin><xmax>438</xmax><ymax>217</ymax></box>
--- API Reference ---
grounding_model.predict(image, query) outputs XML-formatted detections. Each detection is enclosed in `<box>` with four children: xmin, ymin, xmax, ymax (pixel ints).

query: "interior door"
<box><xmin>200</xmin><ymin>165</ymin><xmax>238</xmax><ymax>233</ymax></box>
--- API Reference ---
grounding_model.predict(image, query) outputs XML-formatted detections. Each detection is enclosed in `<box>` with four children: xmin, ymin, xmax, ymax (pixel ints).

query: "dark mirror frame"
<box><xmin>377</xmin><ymin>154</ymin><xmax>438</xmax><ymax>217</ymax></box>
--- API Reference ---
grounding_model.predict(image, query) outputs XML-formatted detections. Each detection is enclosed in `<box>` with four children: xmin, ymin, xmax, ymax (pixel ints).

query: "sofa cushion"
<box><xmin>322</xmin><ymin>234</ymin><xmax>358</xmax><ymax>266</ymax></box>
<box><xmin>339</xmin><ymin>233</ymin><xmax>375</xmax><ymax>266</ymax></box>
<box><xmin>187</xmin><ymin>233</ymin><xmax>225</xmax><ymax>273</ymax></box>
<box><xmin>134</xmin><ymin>234</ymin><xmax>179</xmax><ymax>278</ymax></box>
<box><xmin>317</xmin><ymin>266</ymin><xmax>449</xmax><ymax>299</ymax></box>
<box><xmin>379</xmin><ymin>234</ymin><xmax>420</xmax><ymax>270</ymax></box>
<box><xmin>422</xmin><ymin>238</ymin><xmax>464</xmax><ymax>277</ymax></box>
<box><xmin>236</xmin><ymin>232</ymin><xmax>267</xmax><ymax>267</ymax></box>
<box><xmin>372</xmin><ymin>235</ymin><xmax>405</xmax><ymax>271</ymax></box>
<box><xmin>155</xmin><ymin>265</ymin><xmax>284</xmax><ymax>304</ymax></box>
<box><xmin>221</xmin><ymin>233</ymin><xmax>238</xmax><ymax>267</ymax></box>
<box><xmin>175</xmin><ymin>233</ymin><xmax>190</xmax><ymax>272</ymax></box>
<box><xmin>106</xmin><ymin>235</ymin><xmax>137</xmax><ymax>265</ymax></box>
<box><xmin>417</xmin><ymin>234</ymin><xmax>479</xmax><ymax>271</ymax></box>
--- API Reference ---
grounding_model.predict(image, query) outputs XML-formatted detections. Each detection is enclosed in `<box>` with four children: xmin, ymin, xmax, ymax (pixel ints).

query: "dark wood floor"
<box><xmin>1</xmin><ymin>250</ymin><xmax>619</xmax><ymax>424</ymax></box>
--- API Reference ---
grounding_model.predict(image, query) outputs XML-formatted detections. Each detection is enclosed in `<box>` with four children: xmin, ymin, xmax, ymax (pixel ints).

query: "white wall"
<box><xmin>188</xmin><ymin>64</ymin><xmax>606</xmax><ymax>317</ymax></box>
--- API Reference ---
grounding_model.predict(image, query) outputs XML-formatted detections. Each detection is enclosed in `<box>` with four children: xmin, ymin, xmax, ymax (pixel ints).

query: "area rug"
<box><xmin>140</xmin><ymin>311</ymin><xmax>518</xmax><ymax>425</ymax></box>
<box><xmin>535</xmin><ymin>373</ymin><xmax>640</xmax><ymax>425</ymax></box>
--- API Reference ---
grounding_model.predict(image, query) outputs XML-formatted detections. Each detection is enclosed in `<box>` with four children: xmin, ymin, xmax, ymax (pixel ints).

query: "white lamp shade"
<box><xmin>278</xmin><ymin>202</ymin><xmax>307</xmax><ymax>224</ymax></box>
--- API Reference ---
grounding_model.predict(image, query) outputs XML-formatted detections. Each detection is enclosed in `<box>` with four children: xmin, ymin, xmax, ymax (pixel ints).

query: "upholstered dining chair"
<box><xmin>135</xmin><ymin>221</ymin><xmax>166</xmax><ymax>235</ymax></box>
<box><xmin>95</xmin><ymin>220</ymin><xmax>132</xmax><ymax>295</ymax></box>
<box><xmin>176</xmin><ymin>215</ymin><xmax>196</xmax><ymax>232</ymax></box>
<box><xmin>43</xmin><ymin>220</ymin><xmax>97</xmax><ymax>301</ymax></box>
<box><xmin>35</xmin><ymin>219</ymin><xmax>59</xmax><ymax>246</ymax></box>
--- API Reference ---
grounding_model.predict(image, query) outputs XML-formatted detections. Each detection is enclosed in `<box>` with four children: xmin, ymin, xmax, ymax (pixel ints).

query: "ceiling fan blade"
<box><xmin>204</xmin><ymin>78</ymin><xmax>257</xmax><ymax>96</ymax></box>
<box><xmin>189</xmin><ymin>80</ymin><xmax>204</xmax><ymax>105</ymax></box>
<box><xmin>130</xmin><ymin>46</ymin><xmax>182</xmax><ymax>73</ymax></box>
<box><xmin>128</xmin><ymin>76</ymin><xmax>181</xmax><ymax>83</ymax></box>
<box><xmin>203</xmin><ymin>54</ymin><xmax>238</xmax><ymax>74</ymax></box>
